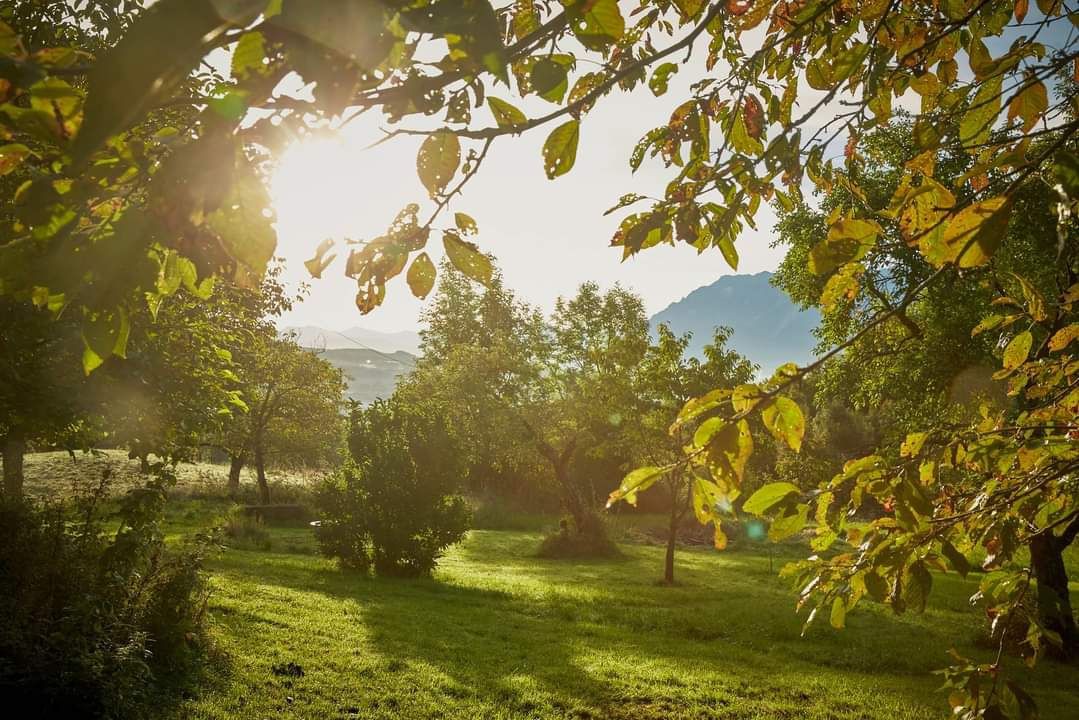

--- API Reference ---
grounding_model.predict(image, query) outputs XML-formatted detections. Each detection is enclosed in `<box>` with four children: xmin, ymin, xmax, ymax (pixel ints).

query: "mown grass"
<box><xmin>21</xmin><ymin>455</ymin><xmax>1079</xmax><ymax>719</ymax></box>
<box><xmin>175</xmin><ymin>524</ymin><xmax>1079</xmax><ymax>719</ymax></box>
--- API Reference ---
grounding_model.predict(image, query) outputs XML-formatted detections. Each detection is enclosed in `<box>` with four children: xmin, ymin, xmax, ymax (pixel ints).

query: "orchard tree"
<box><xmin>218</xmin><ymin>336</ymin><xmax>347</xmax><ymax>502</ymax></box>
<box><xmin>3</xmin><ymin>1</ymin><xmax>1079</xmax><ymax>715</ymax></box>
<box><xmin>0</xmin><ymin>298</ymin><xmax>94</xmax><ymax>497</ymax></box>
<box><xmin>622</xmin><ymin>324</ymin><xmax>756</xmax><ymax>583</ymax></box>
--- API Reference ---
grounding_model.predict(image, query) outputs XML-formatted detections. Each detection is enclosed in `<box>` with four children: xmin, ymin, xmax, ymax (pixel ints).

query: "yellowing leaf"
<box><xmin>442</xmin><ymin>230</ymin><xmax>492</xmax><ymax>285</ymax></box>
<box><xmin>1002</xmin><ymin>330</ymin><xmax>1033</xmax><ymax>372</ymax></box>
<box><xmin>830</xmin><ymin>596</ymin><xmax>847</xmax><ymax>629</ymax></box>
<box><xmin>1008</xmin><ymin>77</ymin><xmax>1048</xmax><ymax>132</ymax></box>
<box><xmin>939</xmin><ymin>196</ymin><xmax>1012</xmax><ymax>268</ymax></box>
<box><xmin>809</xmin><ymin>219</ymin><xmax>880</xmax><ymax>275</ymax></box>
<box><xmin>959</xmin><ymin>74</ymin><xmax>1003</xmax><ymax>152</ymax></box>
<box><xmin>1049</xmin><ymin>324</ymin><xmax>1079</xmax><ymax>351</ymax></box>
<box><xmin>762</xmin><ymin>396</ymin><xmax>804</xmax><ymax>452</ymax></box>
<box><xmin>406</xmin><ymin>251</ymin><xmax>436</xmax><ymax>299</ymax></box>
<box><xmin>542</xmin><ymin>119</ymin><xmax>579</xmax><ymax>179</ymax></box>
<box><xmin>608</xmin><ymin>465</ymin><xmax>670</xmax><ymax>507</ymax></box>
<box><xmin>487</xmin><ymin>97</ymin><xmax>526</xmax><ymax>128</ymax></box>
<box><xmin>416</xmin><ymin>131</ymin><xmax>460</xmax><ymax>198</ymax></box>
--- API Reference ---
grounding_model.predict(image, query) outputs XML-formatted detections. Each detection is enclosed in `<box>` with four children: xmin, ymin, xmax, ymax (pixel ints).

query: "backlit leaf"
<box><xmin>417</xmin><ymin>131</ymin><xmax>461</xmax><ymax>198</ymax></box>
<box><xmin>542</xmin><ymin>120</ymin><xmax>580</xmax><ymax>180</ymax></box>
<box><xmin>406</xmin><ymin>251</ymin><xmax>436</xmax><ymax>299</ymax></box>
<box><xmin>443</xmin><ymin>230</ymin><xmax>492</xmax><ymax>285</ymax></box>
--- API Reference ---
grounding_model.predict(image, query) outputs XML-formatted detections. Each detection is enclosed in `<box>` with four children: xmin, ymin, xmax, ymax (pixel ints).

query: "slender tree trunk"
<box><xmin>254</xmin><ymin>442</ymin><xmax>270</xmax><ymax>505</ymax></box>
<box><xmin>1030</xmin><ymin>526</ymin><xmax>1079</xmax><ymax>659</ymax></box>
<box><xmin>139</xmin><ymin>454</ymin><xmax>150</xmax><ymax>474</ymax></box>
<box><xmin>227</xmin><ymin>453</ymin><xmax>245</xmax><ymax>496</ymax></box>
<box><xmin>663</xmin><ymin>474</ymin><xmax>689</xmax><ymax>585</ymax></box>
<box><xmin>2</xmin><ymin>430</ymin><xmax>26</xmax><ymax>499</ymax></box>
<box><xmin>664</xmin><ymin>515</ymin><xmax>677</xmax><ymax>585</ymax></box>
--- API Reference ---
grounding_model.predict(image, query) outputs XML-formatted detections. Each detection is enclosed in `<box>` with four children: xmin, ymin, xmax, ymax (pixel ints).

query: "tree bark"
<box><xmin>1029</xmin><ymin>525</ymin><xmax>1079</xmax><ymax>659</ymax></box>
<box><xmin>139</xmin><ymin>454</ymin><xmax>150</xmax><ymax>474</ymax></box>
<box><xmin>2</xmin><ymin>430</ymin><xmax>26</xmax><ymax>499</ymax></box>
<box><xmin>254</xmin><ymin>442</ymin><xmax>270</xmax><ymax>505</ymax></box>
<box><xmin>663</xmin><ymin>474</ymin><xmax>690</xmax><ymax>585</ymax></box>
<box><xmin>227</xmin><ymin>453</ymin><xmax>245</xmax><ymax>496</ymax></box>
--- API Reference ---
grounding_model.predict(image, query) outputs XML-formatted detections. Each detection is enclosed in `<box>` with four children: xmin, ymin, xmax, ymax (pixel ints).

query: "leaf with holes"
<box><xmin>542</xmin><ymin>120</ymin><xmax>579</xmax><ymax>180</ymax></box>
<box><xmin>406</xmin><ymin>251</ymin><xmax>436</xmax><ymax>299</ymax></box>
<box><xmin>417</xmin><ymin>131</ymin><xmax>460</xmax><ymax>199</ymax></box>
<box><xmin>443</xmin><ymin>230</ymin><xmax>492</xmax><ymax>285</ymax></box>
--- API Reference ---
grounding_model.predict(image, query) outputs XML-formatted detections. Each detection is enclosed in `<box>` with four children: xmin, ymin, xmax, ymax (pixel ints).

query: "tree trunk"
<box><xmin>1030</xmin><ymin>530</ymin><xmax>1079</xmax><ymax>659</ymax></box>
<box><xmin>254</xmin><ymin>443</ymin><xmax>270</xmax><ymax>505</ymax></box>
<box><xmin>227</xmin><ymin>453</ymin><xmax>245</xmax><ymax>496</ymax></box>
<box><xmin>664</xmin><ymin>516</ymin><xmax>677</xmax><ymax>585</ymax></box>
<box><xmin>139</xmin><ymin>454</ymin><xmax>150</xmax><ymax>474</ymax></box>
<box><xmin>2</xmin><ymin>431</ymin><xmax>26</xmax><ymax>499</ymax></box>
<box><xmin>554</xmin><ymin>456</ymin><xmax>597</xmax><ymax>536</ymax></box>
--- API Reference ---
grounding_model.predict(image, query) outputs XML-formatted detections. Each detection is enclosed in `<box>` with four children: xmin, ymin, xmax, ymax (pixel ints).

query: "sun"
<box><xmin>270</xmin><ymin>136</ymin><xmax>367</xmax><ymax>252</ymax></box>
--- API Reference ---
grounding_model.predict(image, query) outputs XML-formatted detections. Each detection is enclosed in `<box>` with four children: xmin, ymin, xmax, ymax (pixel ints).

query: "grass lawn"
<box><xmin>173</xmin><ymin>518</ymin><xmax>1079</xmax><ymax>719</ymax></box>
<box><xmin>20</xmin><ymin>454</ymin><xmax>1079</xmax><ymax>719</ymax></box>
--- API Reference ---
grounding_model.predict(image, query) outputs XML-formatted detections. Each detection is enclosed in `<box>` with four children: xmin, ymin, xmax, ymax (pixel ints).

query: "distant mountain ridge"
<box><xmin>285</xmin><ymin>325</ymin><xmax>421</xmax><ymax>355</ymax></box>
<box><xmin>649</xmin><ymin>271</ymin><xmax>819</xmax><ymax>375</ymax></box>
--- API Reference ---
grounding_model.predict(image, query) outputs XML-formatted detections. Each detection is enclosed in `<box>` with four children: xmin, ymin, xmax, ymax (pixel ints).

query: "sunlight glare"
<box><xmin>270</xmin><ymin>135</ymin><xmax>375</xmax><ymax>257</ymax></box>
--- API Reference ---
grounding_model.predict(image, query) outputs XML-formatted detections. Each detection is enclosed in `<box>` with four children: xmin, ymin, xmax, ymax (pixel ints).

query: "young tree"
<box><xmin>314</xmin><ymin>398</ymin><xmax>469</xmax><ymax>577</ymax></box>
<box><xmin>626</xmin><ymin>325</ymin><xmax>757</xmax><ymax>583</ymax></box>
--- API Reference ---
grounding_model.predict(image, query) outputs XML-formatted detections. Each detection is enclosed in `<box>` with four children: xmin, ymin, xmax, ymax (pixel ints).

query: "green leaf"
<box><xmin>608</xmin><ymin>465</ymin><xmax>670</xmax><ymax>507</ymax></box>
<box><xmin>443</xmin><ymin>230</ymin><xmax>492</xmax><ymax>285</ymax></box>
<box><xmin>830</xmin><ymin>596</ymin><xmax>847</xmax><ymax>629</ymax></box>
<box><xmin>762</xmin><ymin>396</ymin><xmax>805</xmax><ymax>452</ymax></box>
<box><xmin>231</xmin><ymin>30</ymin><xmax>267</xmax><ymax>79</ymax></box>
<box><xmin>769</xmin><ymin>503</ymin><xmax>808</xmax><ymax>541</ymax></box>
<box><xmin>742</xmin><ymin>482</ymin><xmax>800</xmax><ymax>516</ymax></box>
<box><xmin>487</xmin><ymin>97</ymin><xmax>526</xmax><ymax>128</ymax></box>
<box><xmin>571</xmin><ymin>0</ymin><xmax>625</xmax><ymax>50</ymax></box>
<box><xmin>958</xmin><ymin>74</ymin><xmax>1002</xmax><ymax>152</ymax></box>
<box><xmin>530</xmin><ymin>57</ymin><xmax>570</xmax><ymax>103</ymax></box>
<box><xmin>1002</xmin><ymin>330</ymin><xmax>1032</xmax><ymax>372</ymax></box>
<box><xmin>72</xmin><ymin>0</ymin><xmax>231</xmax><ymax>162</ymax></box>
<box><xmin>939</xmin><ymin>196</ymin><xmax>1012</xmax><ymax>268</ymax></box>
<box><xmin>406</xmin><ymin>251</ymin><xmax>436</xmax><ymax>299</ymax></box>
<box><xmin>542</xmin><ymin>120</ymin><xmax>580</xmax><ymax>180</ymax></box>
<box><xmin>649</xmin><ymin>62</ymin><xmax>678</xmax><ymax>96</ymax></box>
<box><xmin>417</xmin><ymin>131</ymin><xmax>461</xmax><ymax>199</ymax></box>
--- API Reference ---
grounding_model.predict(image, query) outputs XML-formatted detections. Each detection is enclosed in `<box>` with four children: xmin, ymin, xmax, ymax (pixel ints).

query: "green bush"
<box><xmin>314</xmin><ymin>400</ymin><xmax>470</xmax><ymax>577</ymax></box>
<box><xmin>0</xmin><ymin>473</ymin><xmax>211</xmax><ymax>718</ymax></box>
<box><xmin>537</xmin><ymin>516</ymin><xmax>620</xmax><ymax>559</ymax></box>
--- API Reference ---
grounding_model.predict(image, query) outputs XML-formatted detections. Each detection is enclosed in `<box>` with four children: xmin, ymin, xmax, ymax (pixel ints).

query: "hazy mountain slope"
<box><xmin>309</xmin><ymin>348</ymin><xmax>416</xmax><ymax>405</ymax></box>
<box><xmin>287</xmin><ymin>325</ymin><xmax>421</xmax><ymax>355</ymax></box>
<box><xmin>650</xmin><ymin>271</ymin><xmax>819</xmax><ymax>374</ymax></box>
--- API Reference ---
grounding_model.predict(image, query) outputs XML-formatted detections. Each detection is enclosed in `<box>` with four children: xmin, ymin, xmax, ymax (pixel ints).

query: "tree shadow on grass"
<box><xmin>197</xmin><ymin>542</ymin><xmax>1079</xmax><ymax>720</ymax></box>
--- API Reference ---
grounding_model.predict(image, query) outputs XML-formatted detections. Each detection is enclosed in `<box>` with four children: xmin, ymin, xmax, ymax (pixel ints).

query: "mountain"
<box><xmin>309</xmin><ymin>347</ymin><xmax>417</xmax><ymax>405</ymax></box>
<box><xmin>649</xmin><ymin>271</ymin><xmax>819</xmax><ymax>375</ymax></box>
<box><xmin>286</xmin><ymin>325</ymin><xmax>421</xmax><ymax>355</ymax></box>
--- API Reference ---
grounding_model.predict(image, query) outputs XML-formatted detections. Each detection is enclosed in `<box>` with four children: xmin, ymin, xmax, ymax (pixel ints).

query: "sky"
<box><xmin>268</xmin><ymin>55</ymin><xmax>786</xmax><ymax>334</ymax></box>
<box><xmin>265</xmin><ymin>7</ymin><xmax>1073</xmax><ymax>334</ymax></box>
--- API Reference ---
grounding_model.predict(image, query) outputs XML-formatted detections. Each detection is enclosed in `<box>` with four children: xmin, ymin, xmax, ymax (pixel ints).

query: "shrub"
<box><xmin>537</xmin><ymin>516</ymin><xmax>620</xmax><ymax>559</ymax></box>
<box><xmin>314</xmin><ymin>400</ymin><xmax>470</xmax><ymax>577</ymax></box>
<box><xmin>0</xmin><ymin>471</ymin><xmax>211</xmax><ymax>718</ymax></box>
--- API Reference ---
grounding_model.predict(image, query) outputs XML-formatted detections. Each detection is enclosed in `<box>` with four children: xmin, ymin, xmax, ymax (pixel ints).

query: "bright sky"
<box><xmin>269</xmin><ymin>64</ymin><xmax>785</xmax><ymax>333</ymax></box>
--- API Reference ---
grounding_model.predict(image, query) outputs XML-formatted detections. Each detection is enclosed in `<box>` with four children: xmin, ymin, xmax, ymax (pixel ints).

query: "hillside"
<box><xmin>650</xmin><ymin>271</ymin><xmax>819</xmax><ymax>375</ymax></box>
<box><xmin>309</xmin><ymin>347</ymin><xmax>416</xmax><ymax>405</ymax></box>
